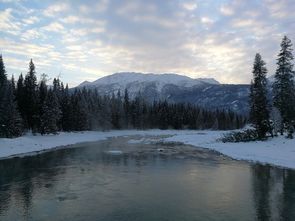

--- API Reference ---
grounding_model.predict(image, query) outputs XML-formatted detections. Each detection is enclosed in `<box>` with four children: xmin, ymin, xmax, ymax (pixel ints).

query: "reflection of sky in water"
<box><xmin>0</xmin><ymin>138</ymin><xmax>295</xmax><ymax>221</ymax></box>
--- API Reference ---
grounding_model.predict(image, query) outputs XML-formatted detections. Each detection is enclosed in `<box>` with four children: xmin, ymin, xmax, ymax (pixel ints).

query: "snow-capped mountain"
<box><xmin>78</xmin><ymin>72</ymin><xmax>219</xmax><ymax>92</ymax></box>
<box><xmin>77</xmin><ymin>72</ymin><xmax>250</xmax><ymax>114</ymax></box>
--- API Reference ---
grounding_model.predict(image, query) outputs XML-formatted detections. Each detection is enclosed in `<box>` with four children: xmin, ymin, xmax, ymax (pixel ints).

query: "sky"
<box><xmin>0</xmin><ymin>0</ymin><xmax>294</xmax><ymax>87</ymax></box>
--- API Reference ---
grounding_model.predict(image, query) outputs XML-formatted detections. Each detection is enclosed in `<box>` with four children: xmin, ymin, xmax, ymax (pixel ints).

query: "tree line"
<box><xmin>0</xmin><ymin>56</ymin><xmax>246</xmax><ymax>138</ymax></box>
<box><xmin>249</xmin><ymin>35</ymin><xmax>295</xmax><ymax>139</ymax></box>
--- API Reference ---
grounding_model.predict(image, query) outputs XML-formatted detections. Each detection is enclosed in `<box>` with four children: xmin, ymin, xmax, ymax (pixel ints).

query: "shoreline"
<box><xmin>0</xmin><ymin>130</ymin><xmax>295</xmax><ymax>170</ymax></box>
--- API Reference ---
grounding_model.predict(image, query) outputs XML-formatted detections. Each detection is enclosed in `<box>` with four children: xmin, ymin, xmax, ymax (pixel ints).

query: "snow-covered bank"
<box><xmin>0</xmin><ymin>130</ymin><xmax>181</xmax><ymax>159</ymax></box>
<box><xmin>1</xmin><ymin>130</ymin><xmax>295</xmax><ymax>169</ymax></box>
<box><xmin>163</xmin><ymin>132</ymin><xmax>295</xmax><ymax>169</ymax></box>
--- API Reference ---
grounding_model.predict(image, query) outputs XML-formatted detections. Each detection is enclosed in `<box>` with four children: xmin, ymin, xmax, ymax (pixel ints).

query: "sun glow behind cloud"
<box><xmin>0</xmin><ymin>0</ymin><xmax>294</xmax><ymax>86</ymax></box>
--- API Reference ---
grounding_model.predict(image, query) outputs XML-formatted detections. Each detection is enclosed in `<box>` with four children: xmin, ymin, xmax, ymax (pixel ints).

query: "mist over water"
<box><xmin>0</xmin><ymin>137</ymin><xmax>294</xmax><ymax>221</ymax></box>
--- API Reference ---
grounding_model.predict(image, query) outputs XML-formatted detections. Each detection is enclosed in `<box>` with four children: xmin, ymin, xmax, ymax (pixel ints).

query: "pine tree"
<box><xmin>11</xmin><ymin>74</ymin><xmax>16</xmax><ymax>93</ymax></box>
<box><xmin>39</xmin><ymin>74</ymin><xmax>48</xmax><ymax>103</ymax></box>
<box><xmin>0</xmin><ymin>56</ymin><xmax>22</xmax><ymax>137</ymax></box>
<box><xmin>71</xmin><ymin>90</ymin><xmax>89</xmax><ymax>131</ymax></box>
<box><xmin>273</xmin><ymin>36</ymin><xmax>295</xmax><ymax>133</ymax></box>
<box><xmin>0</xmin><ymin>55</ymin><xmax>6</xmax><ymax>87</ymax></box>
<box><xmin>40</xmin><ymin>90</ymin><xmax>61</xmax><ymax>134</ymax></box>
<box><xmin>0</xmin><ymin>55</ymin><xmax>7</xmax><ymax>113</ymax></box>
<box><xmin>270</xmin><ymin>106</ymin><xmax>283</xmax><ymax>136</ymax></box>
<box><xmin>249</xmin><ymin>53</ymin><xmax>270</xmax><ymax>139</ymax></box>
<box><xmin>123</xmin><ymin>89</ymin><xmax>130</xmax><ymax>128</ymax></box>
<box><xmin>0</xmin><ymin>55</ymin><xmax>8</xmax><ymax>136</ymax></box>
<box><xmin>0</xmin><ymin>54</ymin><xmax>7</xmax><ymax>110</ymax></box>
<box><xmin>23</xmin><ymin>59</ymin><xmax>39</xmax><ymax>132</ymax></box>
<box><xmin>38</xmin><ymin>74</ymin><xmax>48</xmax><ymax>132</ymax></box>
<box><xmin>16</xmin><ymin>73</ymin><xmax>25</xmax><ymax>120</ymax></box>
<box><xmin>0</xmin><ymin>82</ymin><xmax>23</xmax><ymax>137</ymax></box>
<box><xmin>60</xmin><ymin>84</ymin><xmax>73</xmax><ymax>131</ymax></box>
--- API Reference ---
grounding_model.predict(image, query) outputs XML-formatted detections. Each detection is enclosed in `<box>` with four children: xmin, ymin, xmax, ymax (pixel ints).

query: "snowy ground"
<box><xmin>0</xmin><ymin>130</ymin><xmax>295</xmax><ymax>169</ymax></box>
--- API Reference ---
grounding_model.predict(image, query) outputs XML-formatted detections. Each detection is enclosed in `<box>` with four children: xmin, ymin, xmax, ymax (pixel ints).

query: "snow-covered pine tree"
<box><xmin>40</xmin><ymin>89</ymin><xmax>61</xmax><ymax>134</ymax></box>
<box><xmin>249</xmin><ymin>53</ymin><xmax>270</xmax><ymax>139</ymax></box>
<box><xmin>270</xmin><ymin>106</ymin><xmax>283</xmax><ymax>136</ymax></box>
<box><xmin>273</xmin><ymin>36</ymin><xmax>295</xmax><ymax>135</ymax></box>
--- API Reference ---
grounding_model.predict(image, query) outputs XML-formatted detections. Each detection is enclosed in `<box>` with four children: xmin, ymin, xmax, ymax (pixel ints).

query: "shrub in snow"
<box><xmin>286</xmin><ymin>123</ymin><xmax>294</xmax><ymax>139</ymax></box>
<box><xmin>270</xmin><ymin>107</ymin><xmax>283</xmax><ymax>135</ymax></box>
<box><xmin>221</xmin><ymin>129</ymin><xmax>259</xmax><ymax>143</ymax></box>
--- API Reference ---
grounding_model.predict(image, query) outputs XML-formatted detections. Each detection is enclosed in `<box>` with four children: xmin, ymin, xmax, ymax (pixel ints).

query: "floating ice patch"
<box><xmin>128</xmin><ymin>137</ymin><xmax>162</xmax><ymax>144</ymax></box>
<box><xmin>106</xmin><ymin>150</ymin><xmax>123</xmax><ymax>155</ymax></box>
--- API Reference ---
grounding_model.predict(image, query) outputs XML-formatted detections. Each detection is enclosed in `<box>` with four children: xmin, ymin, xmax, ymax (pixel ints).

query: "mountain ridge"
<box><xmin>78</xmin><ymin>72</ymin><xmax>220</xmax><ymax>89</ymax></box>
<box><xmin>76</xmin><ymin>72</ymin><xmax>250</xmax><ymax>114</ymax></box>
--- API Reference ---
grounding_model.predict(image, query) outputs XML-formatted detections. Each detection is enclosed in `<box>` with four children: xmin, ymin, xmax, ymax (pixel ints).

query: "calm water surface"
<box><xmin>0</xmin><ymin>137</ymin><xmax>294</xmax><ymax>221</ymax></box>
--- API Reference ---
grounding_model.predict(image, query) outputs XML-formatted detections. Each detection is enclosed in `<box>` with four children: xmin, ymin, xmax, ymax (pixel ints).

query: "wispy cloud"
<box><xmin>0</xmin><ymin>8</ymin><xmax>21</xmax><ymax>35</ymax></box>
<box><xmin>0</xmin><ymin>0</ymin><xmax>294</xmax><ymax>86</ymax></box>
<box><xmin>42</xmin><ymin>22</ymin><xmax>65</xmax><ymax>33</ymax></box>
<box><xmin>44</xmin><ymin>2</ymin><xmax>69</xmax><ymax>17</ymax></box>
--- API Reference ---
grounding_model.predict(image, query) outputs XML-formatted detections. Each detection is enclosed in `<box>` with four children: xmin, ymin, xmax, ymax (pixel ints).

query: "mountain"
<box><xmin>78</xmin><ymin>72</ymin><xmax>219</xmax><ymax>91</ymax></box>
<box><xmin>77</xmin><ymin>72</ymin><xmax>250</xmax><ymax>114</ymax></box>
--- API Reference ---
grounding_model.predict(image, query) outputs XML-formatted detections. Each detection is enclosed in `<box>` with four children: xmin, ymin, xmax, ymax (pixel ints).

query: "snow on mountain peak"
<box><xmin>78</xmin><ymin>72</ymin><xmax>219</xmax><ymax>91</ymax></box>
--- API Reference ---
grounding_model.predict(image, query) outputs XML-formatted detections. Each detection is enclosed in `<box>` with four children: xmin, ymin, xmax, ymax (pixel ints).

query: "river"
<box><xmin>0</xmin><ymin>136</ymin><xmax>294</xmax><ymax>221</ymax></box>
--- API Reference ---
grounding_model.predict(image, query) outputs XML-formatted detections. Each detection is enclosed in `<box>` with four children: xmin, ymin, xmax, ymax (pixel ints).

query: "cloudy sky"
<box><xmin>0</xmin><ymin>0</ymin><xmax>294</xmax><ymax>86</ymax></box>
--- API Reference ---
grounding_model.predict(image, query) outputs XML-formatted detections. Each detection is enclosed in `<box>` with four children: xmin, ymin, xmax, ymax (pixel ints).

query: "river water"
<box><xmin>0</xmin><ymin>137</ymin><xmax>294</xmax><ymax>221</ymax></box>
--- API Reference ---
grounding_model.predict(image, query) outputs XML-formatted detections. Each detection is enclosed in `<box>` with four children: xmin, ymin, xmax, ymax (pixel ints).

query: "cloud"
<box><xmin>0</xmin><ymin>0</ymin><xmax>20</xmax><ymax>2</ymax></box>
<box><xmin>22</xmin><ymin>16</ymin><xmax>40</xmax><ymax>25</ymax></box>
<box><xmin>116</xmin><ymin>0</ymin><xmax>156</xmax><ymax>16</ymax></box>
<box><xmin>78</xmin><ymin>0</ymin><xmax>109</xmax><ymax>14</ymax></box>
<box><xmin>182</xmin><ymin>2</ymin><xmax>198</xmax><ymax>11</ymax></box>
<box><xmin>0</xmin><ymin>8</ymin><xmax>21</xmax><ymax>35</ymax></box>
<box><xmin>1</xmin><ymin>0</ymin><xmax>295</xmax><ymax>86</ymax></box>
<box><xmin>95</xmin><ymin>0</ymin><xmax>109</xmax><ymax>12</ymax></box>
<box><xmin>42</xmin><ymin>22</ymin><xmax>65</xmax><ymax>33</ymax></box>
<box><xmin>60</xmin><ymin>15</ymin><xmax>105</xmax><ymax>26</ymax></box>
<box><xmin>220</xmin><ymin>5</ymin><xmax>234</xmax><ymax>16</ymax></box>
<box><xmin>60</xmin><ymin>16</ymin><xmax>79</xmax><ymax>24</ymax></box>
<box><xmin>201</xmin><ymin>17</ymin><xmax>214</xmax><ymax>25</ymax></box>
<box><xmin>21</xmin><ymin>29</ymin><xmax>46</xmax><ymax>41</ymax></box>
<box><xmin>44</xmin><ymin>3</ymin><xmax>69</xmax><ymax>17</ymax></box>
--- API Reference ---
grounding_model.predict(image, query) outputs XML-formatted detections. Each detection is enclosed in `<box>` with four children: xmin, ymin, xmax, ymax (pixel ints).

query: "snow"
<box><xmin>0</xmin><ymin>130</ymin><xmax>175</xmax><ymax>159</ymax></box>
<box><xmin>1</xmin><ymin>130</ymin><xmax>295</xmax><ymax>169</ymax></box>
<box><xmin>78</xmin><ymin>72</ymin><xmax>220</xmax><ymax>92</ymax></box>
<box><xmin>164</xmin><ymin>131</ymin><xmax>295</xmax><ymax>169</ymax></box>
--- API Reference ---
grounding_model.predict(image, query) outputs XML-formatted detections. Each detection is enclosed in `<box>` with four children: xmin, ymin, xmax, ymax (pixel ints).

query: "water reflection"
<box><xmin>0</xmin><ymin>152</ymin><xmax>66</xmax><ymax>219</ymax></box>
<box><xmin>252</xmin><ymin>165</ymin><xmax>295</xmax><ymax>221</ymax></box>
<box><xmin>0</xmin><ymin>138</ymin><xmax>294</xmax><ymax>221</ymax></box>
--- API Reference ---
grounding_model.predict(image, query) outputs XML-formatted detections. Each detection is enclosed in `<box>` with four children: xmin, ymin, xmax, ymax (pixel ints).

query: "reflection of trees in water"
<box><xmin>252</xmin><ymin>165</ymin><xmax>295</xmax><ymax>221</ymax></box>
<box><xmin>280</xmin><ymin>170</ymin><xmax>295</xmax><ymax>221</ymax></box>
<box><xmin>252</xmin><ymin>165</ymin><xmax>271</xmax><ymax>221</ymax></box>
<box><xmin>0</xmin><ymin>150</ymin><xmax>69</xmax><ymax>218</ymax></box>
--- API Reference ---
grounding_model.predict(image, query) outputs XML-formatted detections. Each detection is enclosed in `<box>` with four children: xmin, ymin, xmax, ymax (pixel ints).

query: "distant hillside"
<box><xmin>77</xmin><ymin>72</ymin><xmax>250</xmax><ymax>114</ymax></box>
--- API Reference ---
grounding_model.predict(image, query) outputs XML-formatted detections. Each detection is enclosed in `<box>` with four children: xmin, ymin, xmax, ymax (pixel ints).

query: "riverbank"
<box><xmin>0</xmin><ymin>130</ymin><xmax>295</xmax><ymax>169</ymax></box>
